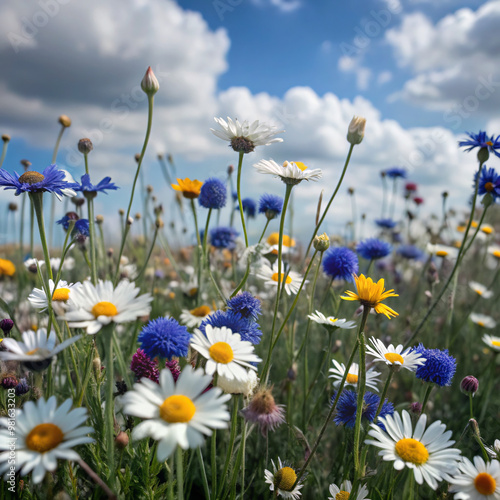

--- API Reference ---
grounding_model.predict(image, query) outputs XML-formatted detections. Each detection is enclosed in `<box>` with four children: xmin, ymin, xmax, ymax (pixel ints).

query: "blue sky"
<box><xmin>0</xmin><ymin>0</ymin><xmax>499</xmax><ymax>245</ymax></box>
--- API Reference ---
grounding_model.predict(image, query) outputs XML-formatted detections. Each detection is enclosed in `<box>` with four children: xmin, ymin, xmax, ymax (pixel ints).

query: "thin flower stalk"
<box><xmin>114</xmin><ymin>93</ymin><xmax>155</xmax><ymax>284</ymax></box>
<box><xmin>304</xmin><ymin>143</ymin><xmax>354</xmax><ymax>258</ymax></box>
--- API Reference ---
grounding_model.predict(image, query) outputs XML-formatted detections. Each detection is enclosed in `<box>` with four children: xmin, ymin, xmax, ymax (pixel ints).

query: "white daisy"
<box><xmin>28</xmin><ymin>279</ymin><xmax>80</xmax><ymax>314</ymax></box>
<box><xmin>328</xmin><ymin>480</ymin><xmax>370</xmax><ymax>500</ymax></box>
<box><xmin>487</xmin><ymin>245</ymin><xmax>500</xmax><ymax>260</ymax></box>
<box><xmin>255</xmin><ymin>261</ymin><xmax>304</xmax><ymax>295</ymax></box>
<box><xmin>211</xmin><ymin>116</ymin><xmax>283</xmax><ymax>153</ymax></box>
<box><xmin>366</xmin><ymin>337</ymin><xmax>426</xmax><ymax>372</ymax></box>
<box><xmin>308</xmin><ymin>310</ymin><xmax>357</xmax><ymax>330</ymax></box>
<box><xmin>217</xmin><ymin>369</ymin><xmax>258</xmax><ymax>397</ymax></box>
<box><xmin>482</xmin><ymin>334</ymin><xmax>500</xmax><ymax>352</ymax></box>
<box><xmin>329</xmin><ymin>359</ymin><xmax>381</xmax><ymax>392</ymax></box>
<box><xmin>469</xmin><ymin>282</ymin><xmax>493</xmax><ymax>299</ymax></box>
<box><xmin>191</xmin><ymin>325</ymin><xmax>261</xmax><ymax>381</ymax></box>
<box><xmin>23</xmin><ymin>258</ymin><xmax>45</xmax><ymax>272</ymax></box>
<box><xmin>365</xmin><ymin>410</ymin><xmax>462</xmax><ymax>490</ymax></box>
<box><xmin>63</xmin><ymin>280</ymin><xmax>152</xmax><ymax>334</ymax></box>
<box><xmin>426</xmin><ymin>243</ymin><xmax>459</xmax><ymax>259</ymax></box>
<box><xmin>487</xmin><ymin>440</ymin><xmax>500</xmax><ymax>459</ymax></box>
<box><xmin>253</xmin><ymin>159</ymin><xmax>322</xmax><ymax>185</ymax></box>
<box><xmin>471</xmin><ymin>313</ymin><xmax>497</xmax><ymax>329</ymax></box>
<box><xmin>179</xmin><ymin>305</ymin><xmax>213</xmax><ymax>328</ymax></box>
<box><xmin>450</xmin><ymin>456</ymin><xmax>500</xmax><ymax>499</ymax></box>
<box><xmin>121</xmin><ymin>366</ymin><xmax>231</xmax><ymax>461</ymax></box>
<box><xmin>0</xmin><ymin>396</ymin><xmax>94</xmax><ymax>484</ymax></box>
<box><xmin>0</xmin><ymin>329</ymin><xmax>81</xmax><ymax>371</ymax></box>
<box><xmin>264</xmin><ymin>457</ymin><xmax>304</xmax><ymax>499</ymax></box>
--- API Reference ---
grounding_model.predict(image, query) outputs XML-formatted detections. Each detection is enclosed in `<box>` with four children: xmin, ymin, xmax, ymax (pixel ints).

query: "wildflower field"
<box><xmin>1</xmin><ymin>67</ymin><xmax>500</xmax><ymax>500</ymax></box>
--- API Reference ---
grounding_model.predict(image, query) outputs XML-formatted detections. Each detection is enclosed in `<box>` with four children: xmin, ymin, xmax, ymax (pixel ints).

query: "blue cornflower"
<box><xmin>322</xmin><ymin>247</ymin><xmax>358</xmax><ymax>281</ymax></box>
<box><xmin>199</xmin><ymin>310</ymin><xmax>262</xmax><ymax>344</ymax></box>
<box><xmin>138</xmin><ymin>317</ymin><xmax>190</xmax><ymax>360</ymax></box>
<box><xmin>57</xmin><ymin>212</ymin><xmax>79</xmax><ymax>231</ymax></box>
<box><xmin>236</xmin><ymin>198</ymin><xmax>257</xmax><ymax>218</ymax></box>
<box><xmin>227</xmin><ymin>292</ymin><xmax>262</xmax><ymax>320</ymax></box>
<box><xmin>73</xmin><ymin>219</ymin><xmax>89</xmax><ymax>237</ymax></box>
<box><xmin>75</xmin><ymin>174</ymin><xmax>119</xmax><ymax>195</ymax></box>
<box><xmin>198</xmin><ymin>177</ymin><xmax>227</xmax><ymax>209</ymax></box>
<box><xmin>375</xmin><ymin>218</ymin><xmax>397</xmax><ymax>229</ymax></box>
<box><xmin>333</xmin><ymin>390</ymin><xmax>394</xmax><ymax>430</ymax></box>
<box><xmin>412</xmin><ymin>344</ymin><xmax>456</xmax><ymax>387</ymax></box>
<box><xmin>474</xmin><ymin>166</ymin><xmax>499</xmax><ymax>198</ymax></box>
<box><xmin>459</xmin><ymin>131</ymin><xmax>500</xmax><ymax>158</ymax></box>
<box><xmin>210</xmin><ymin>226</ymin><xmax>239</xmax><ymax>250</ymax></box>
<box><xmin>397</xmin><ymin>244</ymin><xmax>425</xmax><ymax>260</ymax></box>
<box><xmin>384</xmin><ymin>167</ymin><xmax>407</xmax><ymax>179</ymax></box>
<box><xmin>356</xmin><ymin>238</ymin><xmax>392</xmax><ymax>260</ymax></box>
<box><xmin>0</xmin><ymin>164</ymin><xmax>77</xmax><ymax>200</ymax></box>
<box><xmin>258</xmin><ymin>194</ymin><xmax>283</xmax><ymax>219</ymax></box>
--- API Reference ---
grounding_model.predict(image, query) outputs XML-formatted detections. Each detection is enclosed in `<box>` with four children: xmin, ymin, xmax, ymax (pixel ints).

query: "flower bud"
<box><xmin>20</xmin><ymin>159</ymin><xmax>31</xmax><ymax>169</ymax></box>
<box><xmin>115</xmin><ymin>431</ymin><xmax>129</xmax><ymax>449</ymax></box>
<box><xmin>134</xmin><ymin>153</ymin><xmax>141</xmax><ymax>163</ymax></box>
<box><xmin>71</xmin><ymin>197</ymin><xmax>85</xmax><ymax>207</ymax></box>
<box><xmin>482</xmin><ymin>192</ymin><xmax>494</xmax><ymax>208</ymax></box>
<box><xmin>119</xmin><ymin>208</ymin><xmax>125</xmax><ymax>216</ymax></box>
<box><xmin>461</xmin><ymin>375</ymin><xmax>479</xmax><ymax>396</ymax></box>
<box><xmin>157</xmin><ymin>153</ymin><xmax>164</xmax><ymax>160</ymax></box>
<box><xmin>141</xmin><ymin>66</ymin><xmax>159</xmax><ymax>96</ymax></box>
<box><xmin>127</xmin><ymin>216</ymin><xmax>134</xmax><ymax>226</ymax></box>
<box><xmin>0</xmin><ymin>319</ymin><xmax>14</xmax><ymax>335</ymax></box>
<box><xmin>8</xmin><ymin>202</ymin><xmax>17</xmax><ymax>212</ymax></box>
<box><xmin>2</xmin><ymin>134</ymin><xmax>10</xmax><ymax>143</ymax></box>
<box><xmin>58</xmin><ymin>115</ymin><xmax>72</xmax><ymax>128</ymax></box>
<box><xmin>78</xmin><ymin>138</ymin><xmax>93</xmax><ymax>155</ymax></box>
<box><xmin>227</xmin><ymin>164</ymin><xmax>234</xmax><ymax>175</ymax></box>
<box><xmin>347</xmin><ymin>116</ymin><xmax>366</xmax><ymax>145</ymax></box>
<box><xmin>477</xmin><ymin>147</ymin><xmax>489</xmax><ymax>164</ymax></box>
<box><xmin>96</xmin><ymin>214</ymin><xmax>104</xmax><ymax>224</ymax></box>
<box><xmin>313</xmin><ymin>232</ymin><xmax>330</xmax><ymax>252</ymax></box>
<box><xmin>409</xmin><ymin>401</ymin><xmax>422</xmax><ymax>415</ymax></box>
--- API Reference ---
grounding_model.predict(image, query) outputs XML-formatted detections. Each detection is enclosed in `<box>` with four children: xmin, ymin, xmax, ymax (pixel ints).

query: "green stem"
<box><xmin>113</xmin><ymin>94</ymin><xmax>155</xmax><ymax>283</ymax></box>
<box><xmin>211</xmin><ymin>430</ymin><xmax>217</xmax><ymax>499</ymax></box>
<box><xmin>374</xmin><ymin>369</ymin><xmax>394</xmax><ymax>422</ymax></box>
<box><xmin>49</xmin><ymin>125</ymin><xmax>66</xmax><ymax>250</ymax></box>
<box><xmin>304</xmin><ymin>143</ymin><xmax>354</xmax><ymax>258</ymax></box>
<box><xmin>235</xmin><ymin>151</ymin><xmax>249</xmax><ymax>247</ymax></box>
<box><xmin>257</xmin><ymin>219</ymin><xmax>271</xmax><ymax>244</ymax></box>
<box><xmin>420</xmin><ymin>384</ymin><xmax>433</xmax><ymax>414</ymax></box>
<box><xmin>86</xmin><ymin>193</ymin><xmax>98</xmax><ymax>284</ymax></box>
<box><xmin>353</xmin><ymin>309</ymin><xmax>370</xmax><ymax>482</ymax></box>
<box><xmin>0</xmin><ymin>141</ymin><xmax>8</xmax><ymax>168</ymax></box>
<box><xmin>196</xmin><ymin>448</ymin><xmax>210</xmax><ymax>500</ymax></box>
<box><xmin>30</xmin><ymin>193</ymin><xmax>53</xmax><ymax>282</ymax></box>
<box><xmin>168</xmin><ymin>455</ymin><xmax>174</xmax><ymax>500</ymax></box>
<box><xmin>202</xmin><ymin>208</ymin><xmax>212</xmax><ymax>262</ymax></box>
<box><xmin>136</xmin><ymin>225</ymin><xmax>159</xmax><ymax>281</ymax></box>
<box><xmin>190</xmin><ymin>199</ymin><xmax>203</xmax><ymax>302</ymax></box>
<box><xmin>105</xmin><ymin>326</ymin><xmax>116</xmax><ymax>490</ymax></box>
<box><xmin>176</xmin><ymin>446</ymin><xmax>184</xmax><ymax>500</ymax></box>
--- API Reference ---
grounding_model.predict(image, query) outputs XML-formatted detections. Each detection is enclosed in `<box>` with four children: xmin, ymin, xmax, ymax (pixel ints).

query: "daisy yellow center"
<box><xmin>267</xmin><ymin>233</ymin><xmax>295</xmax><ymax>247</ymax></box>
<box><xmin>336</xmin><ymin>492</ymin><xmax>350</xmax><ymax>500</ymax></box>
<box><xmin>18</xmin><ymin>171</ymin><xmax>45</xmax><ymax>184</ymax></box>
<box><xmin>26</xmin><ymin>423</ymin><xmax>64</xmax><ymax>453</ymax></box>
<box><xmin>492</xmin><ymin>341</ymin><xmax>500</xmax><ymax>347</ymax></box>
<box><xmin>476</xmin><ymin>290</ymin><xmax>483</xmax><ymax>295</ymax></box>
<box><xmin>478</xmin><ymin>321</ymin><xmax>485</xmax><ymax>327</ymax></box>
<box><xmin>159</xmin><ymin>395</ymin><xmax>196</xmax><ymax>423</ymax></box>
<box><xmin>436</xmin><ymin>250</ymin><xmax>448</xmax><ymax>257</ymax></box>
<box><xmin>384</xmin><ymin>353</ymin><xmax>404</xmax><ymax>364</ymax></box>
<box><xmin>26</xmin><ymin>348</ymin><xmax>40</xmax><ymax>355</ymax></box>
<box><xmin>274</xmin><ymin>467</ymin><xmax>296</xmax><ymax>491</ymax></box>
<box><xmin>190</xmin><ymin>305</ymin><xmax>211</xmax><ymax>317</ymax></box>
<box><xmin>346</xmin><ymin>373</ymin><xmax>359</xmax><ymax>384</ymax></box>
<box><xmin>91</xmin><ymin>301</ymin><xmax>118</xmax><ymax>318</ymax></box>
<box><xmin>474</xmin><ymin>472</ymin><xmax>496</xmax><ymax>495</ymax></box>
<box><xmin>52</xmin><ymin>288</ymin><xmax>70</xmax><ymax>302</ymax></box>
<box><xmin>329</xmin><ymin>318</ymin><xmax>338</xmax><ymax>323</ymax></box>
<box><xmin>485</xmin><ymin>182</ymin><xmax>494</xmax><ymax>192</ymax></box>
<box><xmin>493</xmin><ymin>251</ymin><xmax>500</xmax><ymax>259</ymax></box>
<box><xmin>395</xmin><ymin>438</ymin><xmax>429</xmax><ymax>465</ymax></box>
<box><xmin>208</xmin><ymin>342</ymin><xmax>234</xmax><ymax>364</ymax></box>
<box><xmin>271</xmin><ymin>273</ymin><xmax>292</xmax><ymax>284</ymax></box>
<box><xmin>481</xmin><ymin>226</ymin><xmax>493</xmax><ymax>235</ymax></box>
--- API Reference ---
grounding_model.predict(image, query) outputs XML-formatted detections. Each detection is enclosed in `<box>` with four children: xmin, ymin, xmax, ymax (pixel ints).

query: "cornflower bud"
<box><xmin>58</xmin><ymin>115</ymin><xmax>72</xmax><ymax>128</ymax></box>
<box><xmin>78</xmin><ymin>138</ymin><xmax>93</xmax><ymax>155</ymax></box>
<box><xmin>313</xmin><ymin>232</ymin><xmax>330</xmax><ymax>252</ymax></box>
<box><xmin>461</xmin><ymin>375</ymin><xmax>479</xmax><ymax>396</ymax></box>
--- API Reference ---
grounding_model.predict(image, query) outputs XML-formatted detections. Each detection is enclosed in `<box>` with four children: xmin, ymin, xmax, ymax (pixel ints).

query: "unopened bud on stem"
<box><xmin>141</xmin><ymin>66</ymin><xmax>159</xmax><ymax>96</ymax></box>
